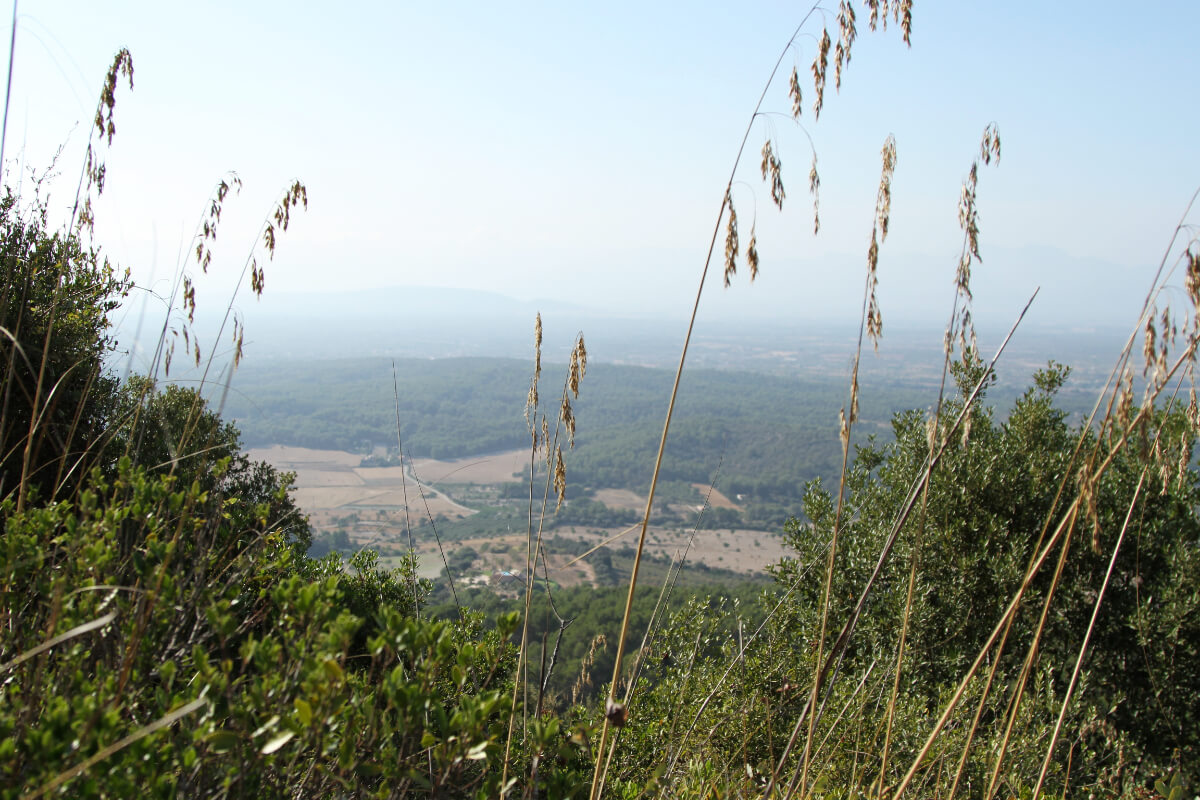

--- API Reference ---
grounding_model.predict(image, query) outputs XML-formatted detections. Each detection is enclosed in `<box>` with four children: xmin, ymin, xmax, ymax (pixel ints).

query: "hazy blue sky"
<box><xmin>7</xmin><ymin>2</ymin><xmax>1200</xmax><ymax>333</ymax></box>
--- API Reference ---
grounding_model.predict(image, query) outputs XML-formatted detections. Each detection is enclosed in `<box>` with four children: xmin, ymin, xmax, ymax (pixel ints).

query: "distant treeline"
<box><xmin>221</xmin><ymin>356</ymin><xmax>956</xmax><ymax>505</ymax></box>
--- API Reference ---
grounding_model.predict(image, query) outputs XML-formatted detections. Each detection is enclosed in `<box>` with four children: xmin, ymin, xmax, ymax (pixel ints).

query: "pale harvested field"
<box><xmin>291</xmin><ymin>486</ymin><xmax>469</xmax><ymax>517</ymax></box>
<box><xmin>692</xmin><ymin>483</ymin><xmax>740</xmax><ymax>510</ymax></box>
<box><xmin>293</xmin><ymin>469</ymin><xmax>364</xmax><ymax>488</ymax></box>
<box><xmin>248</xmin><ymin>446</ymin><xmax>364</xmax><ymax>489</ymax></box>
<box><xmin>254</xmin><ymin>444</ymin><xmax>785</xmax><ymax>576</ymax></box>
<box><xmin>248</xmin><ymin>445</ymin><xmax>361</xmax><ymax>468</ymax></box>
<box><xmin>353</xmin><ymin>466</ymin><xmax>409</xmax><ymax>483</ymax></box>
<box><xmin>253</xmin><ymin>446</ymin><xmax>472</xmax><ymax>517</ymax></box>
<box><xmin>293</xmin><ymin>487</ymin><xmax>389</xmax><ymax>508</ymax></box>
<box><xmin>555</xmin><ymin>526</ymin><xmax>789</xmax><ymax>575</ymax></box>
<box><xmin>593</xmin><ymin>488</ymin><xmax>646</xmax><ymax>511</ymax></box>
<box><xmin>410</xmin><ymin>448</ymin><xmax>527</xmax><ymax>484</ymax></box>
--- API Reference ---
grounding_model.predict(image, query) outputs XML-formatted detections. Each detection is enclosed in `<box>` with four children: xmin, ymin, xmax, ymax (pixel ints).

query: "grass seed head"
<box><xmin>553</xmin><ymin>445</ymin><xmax>567</xmax><ymax>510</ymax></box>
<box><xmin>561</xmin><ymin>395</ymin><xmax>576</xmax><ymax>448</ymax></box>
<box><xmin>575</xmin><ymin>333</ymin><xmax>587</xmax><ymax>381</ymax></box>
<box><xmin>748</xmin><ymin>226</ymin><xmax>759</xmax><ymax>282</ymax></box>
<box><xmin>809</xmin><ymin>154</ymin><xmax>821</xmax><ymax>234</ymax></box>
<box><xmin>1176</xmin><ymin>430</ymin><xmax>1191</xmax><ymax>490</ymax></box>
<box><xmin>723</xmin><ymin>189</ymin><xmax>740</xmax><ymax>287</ymax></box>
<box><xmin>572</xmin><ymin>634</ymin><xmax>608</xmax><ymax>705</ymax></box>
<box><xmin>789</xmin><ymin>66</ymin><xmax>803</xmax><ymax>119</ymax></box>
<box><xmin>525</xmin><ymin>314</ymin><xmax>543</xmax><ymax>441</ymax></box>
<box><xmin>1143</xmin><ymin>314</ymin><xmax>1157</xmax><ymax>378</ymax></box>
<box><xmin>811</xmin><ymin>28</ymin><xmax>832</xmax><ymax>120</ymax></box>
<box><xmin>761</xmin><ymin>140</ymin><xmax>785</xmax><ymax>210</ymax></box>
<box><xmin>1186</xmin><ymin>248</ymin><xmax>1200</xmax><ymax>309</ymax></box>
<box><xmin>835</xmin><ymin>1</ymin><xmax>857</xmax><ymax>91</ymax></box>
<box><xmin>866</xmin><ymin>0</ymin><xmax>914</xmax><ymax>46</ymax></box>
<box><xmin>95</xmin><ymin>49</ymin><xmax>135</xmax><ymax>146</ymax></box>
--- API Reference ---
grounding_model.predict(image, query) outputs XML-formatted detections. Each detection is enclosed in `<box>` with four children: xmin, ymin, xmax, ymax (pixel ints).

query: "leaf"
<box><xmin>294</xmin><ymin>698</ymin><xmax>313</xmax><ymax>727</ymax></box>
<box><xmin>204</xmin><ymin>729</ymin><xmax>239</xmax><ymax>754</ymax></box>
<box><xmin>261</xmin><ymin>730</ymin><xmax>295</xmax><ymax>754</ymax></box>
<box><xmin>322</xmin><ymin>658</ymin><xmax>344</xmax><ymax>682</ymax></box>
<box><xmin>251</xmin><ymin>715</ymin><xmax>280</xmax><ymax>739</ymax></box>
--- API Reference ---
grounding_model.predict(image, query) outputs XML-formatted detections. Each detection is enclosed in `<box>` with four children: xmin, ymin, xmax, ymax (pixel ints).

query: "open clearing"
<box><xmin>592</xmin><ymin>488</ymin><xmax>646</xmax><ymax>511</ymax></box>
<box><xmin>410</xmin><ymin>448</ymin><xmax>527</xmax><ymax>484</ymax></box>
<box><xmin>692</xmin><ymin>483</ymin><xmax>740</xmax><ymax>510</ymax></box>
<box><xmin>248</xmin><ymin>445</ymin><xmax>360</xmax><ymax>470</ymax></box>
<box><xmin>554</xmin><ymin>526</ymin><xmax>789</xmax><ymax>575</ymax></box>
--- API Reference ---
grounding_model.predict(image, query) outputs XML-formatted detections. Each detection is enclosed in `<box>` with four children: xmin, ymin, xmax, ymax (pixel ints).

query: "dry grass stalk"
<box><xmin>589</xmin><ymin>6</ymin><xmax>913</xmax><ymax>796</ymax></box>
<box><xmin>768</xmin><ymin>293</ymin><xmax>1038</xmax><ymax>800</ymax></box>
<box><xmin>895</xmin><ymin>271</ymin><xmax>1200</xmax><ymax>794</ymax></box>
<box><xmin>506</xmin><ymin>323</ymin><xmax>586</xmax><ymax>792</ymax></box>
<box><xmin>392</xmin><ymin>361</ymin><xmax>420</xmax><ymax>618</ymax></box>
<box><xmin>1032</xmin><ymin>471</ymin><xmax>1145</xmax><ymax>797</ymax></box>
<box><xmin>154</xmin><ymin>174</ymin><xmax>243</xmax><ymax>381</ymax></box>
<box><xmin>572</xmin><ymin>634</ymin><xmax>608</xmax><ymax>707</ymax></box>
<box><xmin>985</xmin><ymin>507</ymin><xmax>1077</xmax><ymax>798</ymax></box>
<box><xmin>597</xmin><ymin>469</ymin><xmax>729</xmax><ymax>789</ymax></box>
<box><xmin>793</xmin><ymin>134</ymin><xmax>898</xmax><ymax>795</ymax></box>
<box><xmin>176</xmin><ymin>179</ymin><xmax>307</xmax><ymax>459</ymax></box>
<box><xmin>506</xmin><ymin>314</ymin><xmax>548</xmax><ymax>788</ymax></box>
<box><xmin>16</xmin><ymin>50</ymin><xmax>133</xmax><ymax>513</ymax></box>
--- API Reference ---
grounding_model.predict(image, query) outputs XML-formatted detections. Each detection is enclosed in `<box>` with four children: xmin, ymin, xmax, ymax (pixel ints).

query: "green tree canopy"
<box><xmin>0</xmin><ymin>192</ymin><xmax>127</xmax><ymax>503</ymax></box>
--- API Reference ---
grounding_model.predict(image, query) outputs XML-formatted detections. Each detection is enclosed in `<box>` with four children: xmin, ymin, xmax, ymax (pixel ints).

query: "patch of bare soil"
<box><xmin>592</xmin><ymin>488</ymin><xmax>646</xmax><ymax>512</ymax></box>
<box><xmin>691</xmin><ymin>483</ymin><xmax>740</xmax><ymax>510</ymax></box>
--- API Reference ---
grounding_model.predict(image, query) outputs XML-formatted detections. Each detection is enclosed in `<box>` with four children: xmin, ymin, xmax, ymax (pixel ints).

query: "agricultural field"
<box><xmin>250</xmin><ymin>444</ymin><xmax>790</xmax><ymax>585</ymax></box>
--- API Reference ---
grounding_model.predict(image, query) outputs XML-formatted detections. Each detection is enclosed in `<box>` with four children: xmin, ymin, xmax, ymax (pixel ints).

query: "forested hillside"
<box><xmin>225</xmin><ymin>357</ymin><xmax>929</xmax><ymax>497</ymax></box>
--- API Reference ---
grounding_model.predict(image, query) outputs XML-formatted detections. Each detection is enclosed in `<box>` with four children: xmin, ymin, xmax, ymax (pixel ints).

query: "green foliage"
<box><xmin>776</xmin><ymin>362</ymin><xmax>1200</xmax><ymax>790</ymax></box>
<box><xmin>107</xmin><ymin>378</ymin><xmax>313</xmax><ymax>558</ymax></box>
<box><xmin>590</xmin><ymin>364</ymin><xmax>1200</xmax><ymax>796</ymax></box>
<box><xmin>0</xmin><ymin>191</ymin><xmax>127</xmax><ymax>502</ymax></box>
<box><xmin>0</xmin><ymin>457</ymin><xmax>549</xmax><ymax>798</ymax></box>
<box><xmin>0</xmin><ymin>177</ymin><xmax>586</xmax><ymax>797</ymax></box>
